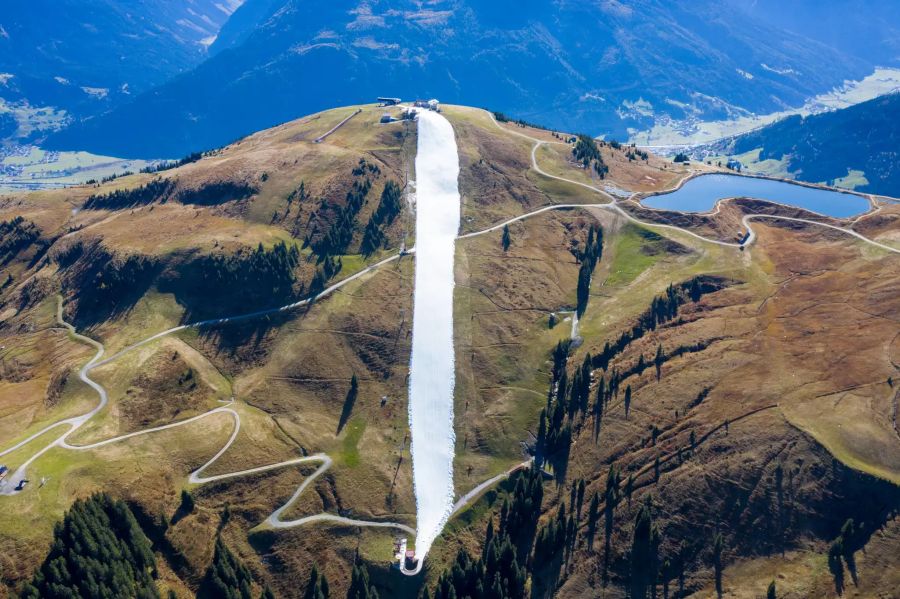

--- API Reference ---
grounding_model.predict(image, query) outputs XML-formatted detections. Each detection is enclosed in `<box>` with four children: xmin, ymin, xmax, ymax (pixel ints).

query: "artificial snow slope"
<box><xmin>407</xmin><ymin>109</ymin><xmax>461</xmax><ymax>562</ymax></box>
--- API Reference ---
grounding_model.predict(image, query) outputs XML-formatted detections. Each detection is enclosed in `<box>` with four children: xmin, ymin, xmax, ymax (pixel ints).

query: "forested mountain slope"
<box><xmin>45</xmin><ymin>0</ymin><xmax>870</xmax><ymax>157</ymax></box>
<box><xmin>726</xmin><ymin>93</ymin><xmax>900</xmax><ymax>196</ymax></box>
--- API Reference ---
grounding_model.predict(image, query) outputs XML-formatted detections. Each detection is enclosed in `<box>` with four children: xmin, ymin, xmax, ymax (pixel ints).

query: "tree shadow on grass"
<box><xmin>337</xmin><ymin>375</ymin><xmax>359</xmax><ymax>435</ymax></box>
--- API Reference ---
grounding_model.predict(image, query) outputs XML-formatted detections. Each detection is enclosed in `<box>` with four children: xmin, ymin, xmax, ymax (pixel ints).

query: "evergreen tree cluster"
<box><xmin>575</xmin><ymin>225</ymin><xmax>603</xmax><ymax>318</ymax></box>
<box><xmin>308</xmin><ymin>159</ymin><xmax>379</xmax><ymax>259</ymax></box>
<box><xmin>428</xmin><ymin>468</ymin><xmax>543</xmax><ymax>599</ymax></box>
<box><xmin>200</xmin><ymin>538</ymin><xmax>254</xmax><ymax>599</ymax></box>
<box><xmin>532</xmin><ymin>503</ymin><xmax>571</xmax><ymax>581</ymax></box>
<box><xmin>0</xmin><ymin>216</ymin><xmax>41</xmax><ymax>266</ymax></box>
<box><xmin>572</xmin><ymin>134</ymin><xmax>601</xmax><ymax>165</ymax></box>
<box><xmin>169</xmin><ymin>241</ymin><xmax>300</xmax><ymax>319</ymax></box>
<box><xmin>310</xmin><ymin>255</ymin><xmax>342</xmax><ymax>295</ymax></box>
<box><xmin>140</xmin><ymin>152</ymin><xmax>203</xmax><ymax>174</ymax></box>
<box><xmin>532</xmin><ymin>476</ymin><xmax>592</xmax><ymax>591</ymax></box>
<box><xmin>21</xmin><ymin>493</ymin><xmax>159</xmax><ymax>599</ymax></box>
<box><xmin>625</xmin><ymin>147</ymin><xmax>649</xmax><ymax>162</ymax></box>
<box><xmin>347</xmin><ymin>560</ymin><xmax>379</xmax><ymax>599</ymax></box>
<box><xmin>535</xmin><ymin>341</ymin><xmax>581</xmax><ymax>473</ymax></box>
<box><xmin>360</xmin><ymin>180</ymin><xmax>403</xmax><ymax>256</ymax></box>
<box><xmin>629</xmin><ymin>499</ymin><xmax>662</xmax><ymax>599</ymax></box>
<box><xmin>304</xmin><ymin>564</ymin><xmax>330</xmax><ymax>599</ymax></box>
<box><xmin>571</xmin><ymin>135</ymin><xmax>609</xmax><ymax>178</ymax></box>
<box><xmin>83</xmin><ymin>178</ymin><xmax>175</xmax><ymax>210</ymax></box>
<box><xmin>176</xmin><ymin>181</ymin><xmax>257</xmax><ymax>206</ymax></box>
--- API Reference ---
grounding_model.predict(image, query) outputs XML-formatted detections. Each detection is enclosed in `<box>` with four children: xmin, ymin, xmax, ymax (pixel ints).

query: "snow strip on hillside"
<box><xmin>407</xmin><ymin>108</ymin><xmax>461</xmax><ymax>560</ymax></box>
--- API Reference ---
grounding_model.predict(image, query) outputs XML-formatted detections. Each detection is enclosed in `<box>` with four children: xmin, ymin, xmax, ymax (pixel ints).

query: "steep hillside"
<box><xmin>44</xmin><ymin>0</ymin><xmax>870</xmax><ymax>157</ymax></box>
<box><xmin>714</xmin><ymin>93</ymin><xmax>900</xmax><ymax>196</ymax></box>
<box><xmin>425</xmin><ymin>111</ymin><xmax>900</xmax><ymax>598</ymax></box>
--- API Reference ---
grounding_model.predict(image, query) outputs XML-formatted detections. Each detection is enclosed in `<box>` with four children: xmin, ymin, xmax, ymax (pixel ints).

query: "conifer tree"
<box><xmin>304</xmin><ymin>565</ymin><xmax>329</xmax><ymax>599</ymax></box>
<box><xmin>576</xmin><ymin>479</ymin><xmax>586</xmax><ymax>520</ymax></box>
<box><xmin>181</xmin><ymin>489</ymin><xmax>195</xmax><ymax>513</ymax></box>
<box><xmin>502</xmin><ymin>224</ymin><xmax>511</xmax><ymax>251</ymax></box>
<box><xmin>586</xmin><ymin>492</ymin><xmax>600</xmax><ymax>551</ymax></box>
<box><xmin>630</xmin><ymin>499</ymin><xmax>658</xmax><ymax>599</ymax></box>
<box><xmin>655</xmin><ymin>344</ymin><xmax>664</xmax><ymax>381</ymax></box>
<box><xmin>625</xmin><ymin>385</ymin><xmax>632</xmax><ymax>419</ymax></box>
<box><xmin>712</xmin><ymin>533</ymin><xmax>724</xmax><ymax>598</ymax></box>
<box><xmin>603</xmin><ymin>464</ymin><xmax>620</xmax><ymax>580</ymax></box>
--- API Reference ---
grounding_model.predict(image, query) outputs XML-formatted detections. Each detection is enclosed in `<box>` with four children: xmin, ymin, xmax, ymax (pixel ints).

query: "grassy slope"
<box><xmin>0</xmin><ymin>104</ymin><xmax>420</xmax><ymax>596</ymax></box>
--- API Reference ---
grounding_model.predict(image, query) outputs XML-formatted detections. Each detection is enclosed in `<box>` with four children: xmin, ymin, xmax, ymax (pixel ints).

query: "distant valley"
<box><xmin>685</xmin><ymin>92</ymin><xmax>900</xmax><ymax>197</ymax></box>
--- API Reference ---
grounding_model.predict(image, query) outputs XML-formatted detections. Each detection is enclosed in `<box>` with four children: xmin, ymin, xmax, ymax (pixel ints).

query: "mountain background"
<box><xmin>0</xmin><ymin>0</ymin><xmax>242</xmax><ymax>141</ymax></box>
<box><xmin>39</xmin><ymin>0</ymin><xmax>891</xmax><ymax>158</ymax></box>
<box><xmin>2</xmin><ymin>0</ymin><xmax>898</xmax><ymax>163</ymax></box>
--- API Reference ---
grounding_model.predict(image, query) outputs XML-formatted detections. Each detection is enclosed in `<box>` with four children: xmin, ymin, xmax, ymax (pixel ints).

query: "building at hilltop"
<box><xmin>414</xmin><ymin>99</ymin><xmax>440</xmax><ymax>111</ymax></box>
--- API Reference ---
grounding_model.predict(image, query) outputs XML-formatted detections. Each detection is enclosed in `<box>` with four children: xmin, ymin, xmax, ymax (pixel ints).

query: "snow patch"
<box><xmin>80</xmin><ymin>87</ymin><xmax>109</xmax><ymax>99</ymax></box>
<box><xmin>760</xmin><ymin>63</ymin><xmax>798</xmax><ymax>76</ymax></box>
